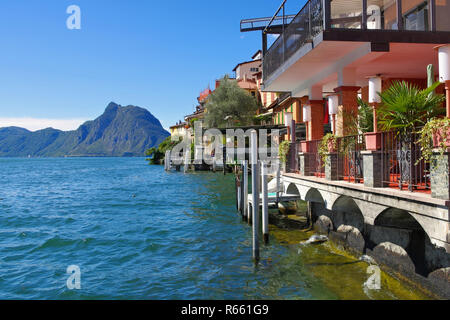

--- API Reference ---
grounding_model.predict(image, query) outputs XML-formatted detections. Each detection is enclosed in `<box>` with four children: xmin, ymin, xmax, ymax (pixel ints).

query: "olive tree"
<box><xmin>204</xmin><ymin>76</ymin><xmax>259</xmax><ymax>128</ymax></box>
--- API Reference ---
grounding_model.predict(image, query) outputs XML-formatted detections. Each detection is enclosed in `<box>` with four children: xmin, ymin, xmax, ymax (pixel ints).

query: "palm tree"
<box><xmin>377</xmin><ymin>81</ymin><xmax>445</xmax><ymax>187</ymax></box>
<box><xmin>377</xmin><ymin>81</ymin><xmax>444</xmax><ymax>135</ymax></box>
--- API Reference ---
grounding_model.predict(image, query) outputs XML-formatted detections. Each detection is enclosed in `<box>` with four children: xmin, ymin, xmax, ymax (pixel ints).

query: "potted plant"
<box><xmin>279</xmin><ymin>140</ymin><xmax>291</xmax><ymax>166</ymax></box>
<box><xmin>377</xmin><ymin>81</ymin><xmax>445</xmax><ymax>183</ymax></box>
<box><xmin>417</xmin><ymin>118</ymin><xmax>450</xmax><ymax>163</ymax></box>
<box><xmin>319</xmin><ymin>133</ymin><xmax>337</xmax><ymax>165</ymax></box>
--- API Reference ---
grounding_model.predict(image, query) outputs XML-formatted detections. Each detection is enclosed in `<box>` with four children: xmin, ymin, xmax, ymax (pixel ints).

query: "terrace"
<box><xmin>261</xmin><ymin>0</ymin><xmax>450</xmax><ymax>92</ymax></box>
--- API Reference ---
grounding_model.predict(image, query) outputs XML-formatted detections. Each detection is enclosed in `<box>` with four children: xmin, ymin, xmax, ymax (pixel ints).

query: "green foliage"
<box><xmin>253</xmin><ymin>113</ymin><xmax>272</xmax><ymax>125</ymax></box>
<box><xmin>417</xmin><ymin>118</ymin><xmax>450</xmax><ymax>163</ymax></box>
<box><xmin>279</xmin><ymin>140</ymin><xmax>291</xmax><ymax>164</ymax></box>
<box><xmin>204</xmin><ymin>76</ymin><xmax>258</xmax><ymax>128</ymax></box>
<box><xmin>377</xmin><ymin>81</ymin><xmax>445</xmax><ymax>135</ymax></box>
<box><xmin>145</xmin><ymin>136</ymin><xmax>182</xmax><ymax>165</ymax></box>
<box><xmin>357</xmin><ymin>97</ymin><xmax>374</xmax><ymax>133</ymax></box>
<box><xmin>319</xmin><ymin>133</ymin><xmax>337</xmax><ymax>165</ymax></box>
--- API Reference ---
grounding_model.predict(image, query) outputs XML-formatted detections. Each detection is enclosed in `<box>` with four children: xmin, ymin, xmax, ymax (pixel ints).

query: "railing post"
<box><xmin>362</xmin><ymin>0</ymin><xmax>367</xmax><ymax>30</ymax></box>
<box><xmin>396</xmin><ymin>0</ymin><xmax>403</xmax><ymax>30</ymax></box>
<box><xmin>430</xmin><ymin>0</ymin><xmax>436</xmax><ymax>31</ymax></box>
<box><xmin>308</xmin><ymin>1</ymin><xmax>312</xmax><ymax>38</ymax></box>
<box><xmin>323</xmin><ymin>0</ymin><xmax>331</xmax><ymax>30</ymax></box>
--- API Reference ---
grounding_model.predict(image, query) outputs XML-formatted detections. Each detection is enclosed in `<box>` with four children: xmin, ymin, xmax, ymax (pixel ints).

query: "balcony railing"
<box><xmin>299</xmin><ymin>129</ymin><xmax>431</xmax><ymax>195</ymax></box>
<box><xmin>263</xmin><ymin>0</ymin><xmax>445</xmax><ymax>82</ymax></box>
<box><xmin>380</xmin><ymin>129</ymin><xmax>430</xmax><ymax>192</ymax></box>
<box><xmin>263</xmin><ymin>0</ymin><xmax>323</xmax><ymax>80</ymax></box>
<box><xmin>336</xmin><ymin>134</ymin><xmax>366</xmax><ymax>183</ymax></box>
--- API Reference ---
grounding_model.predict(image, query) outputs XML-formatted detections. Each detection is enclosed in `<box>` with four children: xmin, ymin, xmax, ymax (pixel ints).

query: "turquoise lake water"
<box><xmin>0</xmin><ymin>158</ymin><xmax>432</xmax><ymax>299</ymax></box>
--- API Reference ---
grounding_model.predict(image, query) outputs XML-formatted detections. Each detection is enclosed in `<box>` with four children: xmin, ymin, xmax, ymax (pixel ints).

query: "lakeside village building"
<box><xmin>170</xmin><ymin>0</ymin><xmax>450</xmax><ymax>297</ymax></box>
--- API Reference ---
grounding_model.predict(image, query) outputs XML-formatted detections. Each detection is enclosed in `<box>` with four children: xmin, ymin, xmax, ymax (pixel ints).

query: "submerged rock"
<box><xmin>301</xmin><ymin>234</ymin><xmax>328</xmax><ymax>245</ymax></box>
<box><xmin>314</xmin><ymin>215</ymin><xmax>333</xmax><ymax>234</ymax></box>
<box><xmin>359</xmin><ymin>255</ymin><xmax>377</xmax><ymax>265</ymax></box>
<box><xmin>427</xmin><ymin>267</ymin><xmax>450</xmax><ymax>298</ymax></box>
<box><xmin>278</xmin><ymin>201</ymin><xmax>297</xmax><ymax>215</ymax></box>
<box><xmin>336</xmin><ymin>225</ymin><xmax>365</xmax><ymax>254</ymax></box>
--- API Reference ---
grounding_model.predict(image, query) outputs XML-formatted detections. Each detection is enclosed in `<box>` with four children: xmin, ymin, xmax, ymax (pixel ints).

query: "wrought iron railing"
<box><xmin>263</xmin><ymin>0</ymin><xmax>440</xmax><ymax>81</ymax></box>
<box><xmin>336</xmin><ymin>134</ymin><xmax>366</xmax><ymax>183</ymax></box>
<box><xmin>309</xmin><ymin>139</ymin><xmax>325</xmax><ymax>178</ymax></box>
<box><xmin>263</xmin><ymin>0</ymin><xmax>323</xmax><ymax>81</ymax></box>
<box><xmin>380</xmin><ymin>129</ymin><xmax>430</xmax><ymax>192</ymax></box>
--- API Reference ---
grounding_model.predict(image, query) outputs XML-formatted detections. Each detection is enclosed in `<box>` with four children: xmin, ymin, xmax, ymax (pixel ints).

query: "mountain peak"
<box><xmin>105</xmin><ymin>102</ymin><xmax>120</xmax><ymax>112</ymax></box>
<box><xmin>0</xmin><ymin>102</ymin><xmax>169</xmax><ymax>157</ymax></box>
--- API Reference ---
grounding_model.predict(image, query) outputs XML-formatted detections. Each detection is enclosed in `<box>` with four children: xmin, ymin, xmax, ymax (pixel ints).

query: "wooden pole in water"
<box><xmin>184</xmin><ymin>148</ymin><xmax>189</xmax><ymax>173</ymax></box>
<box><xmin>212</xmin><ymin>157</ymin><xmax>216</xmax><ymax>172</ymax></box>
<box><xmin>223</xmin><ymin>146</ymin><xmax>226</xmax><ymax>175</ymax></box>
<box><xmin>276</xmin><ymin>159</ymin><xmax>281</xmax><ymax>205</ymax></box>
<box><xmin>251</xmin><ymin>130</ymin><xmax>260</xmax><ymax>262</ymax></box>
<box><xmin>261</xmin><ymin>161</ymin><xmax>269</xmax><ymax>244</ymax></box>
<box><xmin>243</xmin><ymin>160</ymin><xmax>248</xmax><ymax>221</ymax></box>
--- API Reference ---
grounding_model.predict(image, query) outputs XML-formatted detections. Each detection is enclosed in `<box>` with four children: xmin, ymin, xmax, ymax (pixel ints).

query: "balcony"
<box><xmin>263</xmin><ymin>0</ymin><xmax>450</xmax><ymax>86</ymax></box>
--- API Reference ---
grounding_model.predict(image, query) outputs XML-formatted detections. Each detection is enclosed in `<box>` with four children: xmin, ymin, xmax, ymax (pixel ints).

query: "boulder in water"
<box><xmin>371</xmin><ymin>242</ymin><xmax>415</xmax><ymax>274</ymax></box>
<box><xmin>301</xmin><ymin>234</ymin><xmax>328</xmax><ymax>245</ymax></box>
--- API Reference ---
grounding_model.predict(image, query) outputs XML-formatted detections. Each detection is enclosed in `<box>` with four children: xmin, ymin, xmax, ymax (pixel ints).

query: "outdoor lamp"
<box><xmin>437</xmin><ymin>45</ymin><xmax>450</xmax><ymax>117</ymax></box>
<box><xmin>284</xmin><ymin>112</ymin><xmax>293</xmax><ymax>140</ymax></box>
<box><xmin>369</xmin><ymin>76</ymin><xmax>382</xmax><ymax>132</ymax></box>
<box><xmin>302</xmin><ymin>105</ymin><xmax>311</xmax><ymax>122</ymax></box>
<box><xmin>328</xmin><ymin>95</ymin><xmax>338</xmax><ymax>134</ymax></box>
<box><xmin>369</xmin><ymin>77</ymin><xmax>382</xmax><ymax>103</ymax></box>
<box><xmin>302</xmin><ymin>105</ymin><xmax>311</xmax><ymax>141</ymax></box>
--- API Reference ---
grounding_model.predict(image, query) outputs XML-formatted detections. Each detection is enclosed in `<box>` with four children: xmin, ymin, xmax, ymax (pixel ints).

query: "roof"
<box><xmin>232</xmin><ymin>59</ymin><xmax>262</xmax><ymax>72</ymax></box>
<box><xmin>252</xmin><ymin>50</ymin><xmax>262</xmax><ymax>60</ymax></box>
<box><xmin>170</xmin><ymin>122</ymin><xmax>187</xmax><ymax>129</ymax></box>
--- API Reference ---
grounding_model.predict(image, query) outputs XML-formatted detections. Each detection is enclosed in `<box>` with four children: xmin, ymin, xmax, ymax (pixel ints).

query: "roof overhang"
<box><xmin>263</xmin><ymin>30</ymin><xmax>450</xmax><ymax>97</ymax></box>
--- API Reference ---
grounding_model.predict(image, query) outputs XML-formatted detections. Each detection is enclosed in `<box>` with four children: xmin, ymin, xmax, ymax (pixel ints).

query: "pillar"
<box><xmin>299</xmin><ymin>153</ymin><xmax>312</xmax><ymax>176</ymax></box>
<box><xmin>430</xmin><ymin>150</ymin><xmax>450</xmax><ymax>200</ymax></box>
<box><xmin>309</xmin><ymin>100</ymin><xmax>325</xmax><ymax>141</ymax></box>
<box><xmin>325</xmin><ymin>153</ymin><xmax>343</xmax><ymax>180</ymax></box>
<box><xmin>362</xmin><ymin>151</ymin><xmax>389</xmax><ymax>188</ymax></box>
<box><xmin>334</xmin><ymin>86</ymin><xmax>361</xmax><ymax>137</ymax></box>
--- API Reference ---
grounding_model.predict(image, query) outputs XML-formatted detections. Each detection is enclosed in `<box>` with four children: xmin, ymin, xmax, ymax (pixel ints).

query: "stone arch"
<box><xmin>285</xmin><ymin>183</ymin><xmax>300</xmax><ymax>196</ymax></box>
<box><xmin>372</xmin><ymin>208</ymin><xmax>446</xmax><ymax>276</ymax></box>
<box><xmin>331</xmin><ymin>195</ymin><xmax>365</xmax><ymax>232</ymax></box>
<box><xmin>304</xmin><ymin>187</ymin><xmax>325</xmax><ymax>204</ymax></box>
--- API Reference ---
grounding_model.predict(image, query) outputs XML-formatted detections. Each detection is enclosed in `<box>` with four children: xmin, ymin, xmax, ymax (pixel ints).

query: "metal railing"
<box><xmin>263</xmin><ymin>0</ymin><xmax>323</xmax><ymax>81</ymax></box>
<box><xmin>263</xmin><ymin>0</ymin><xmax>440</xmax><ymax>81</ymax></box>
<box><xmin>380</xmin><ymin>129</ymin><xmax>430</xmax><ymax>192</ymax></box>
<box><xmin>309</xmin><ymin>139</ymin><xmax>325</xmax><ymax>178</ymax></box>
<box><xmin>336</xmin><ymin>134</ymin><xmax>366</xmax><ymax>183</ymax></box>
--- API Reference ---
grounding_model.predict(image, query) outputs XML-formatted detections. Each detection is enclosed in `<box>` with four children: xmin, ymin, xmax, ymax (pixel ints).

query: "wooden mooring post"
<box><xmin>251</xmin><ymin>130</ymin><xmax>259</xmax><ymax>262</ymax></box>
<box><xmin>261</xmin><ymin>161</ymin><xmax>269</xmax><ymax>244</ymax></box>
<box><xmin>243</xmin><ymin>160</ymin><xmax>248</xmax><ymax>222</ymax></box>
<box><xmin>183</xmin><ymin>149</ymin><xmax>190</xmax><ymax>173</ymax></box>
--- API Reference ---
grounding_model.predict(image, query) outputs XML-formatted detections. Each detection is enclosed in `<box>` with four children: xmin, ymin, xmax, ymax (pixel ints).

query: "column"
<box><xmin>334</xmin><ymin>86</ymin><xmax>360</xmax><ymax>137</ymax></box>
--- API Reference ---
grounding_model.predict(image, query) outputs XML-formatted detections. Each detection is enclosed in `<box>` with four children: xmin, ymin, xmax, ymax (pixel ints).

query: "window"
<box><xmin>404</xmin><ymin>2</ymin><xmax>429</xmax><ymax>31</ymax></box>
<box><xmin>250</xmin><ymin>68</ymin><xmax>259</xmax><ymax>72</ymax></box>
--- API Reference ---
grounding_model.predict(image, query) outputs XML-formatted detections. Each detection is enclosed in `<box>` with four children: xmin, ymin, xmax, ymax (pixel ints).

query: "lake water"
<box><xmin>0</xmin><ymin>158</ymin><xmax>434</xmax><ymax>299</ymax></box>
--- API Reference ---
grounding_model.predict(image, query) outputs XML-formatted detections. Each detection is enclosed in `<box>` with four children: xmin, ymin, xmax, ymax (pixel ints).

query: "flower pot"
<box><xmin>300</xmin><ymin>141</ymin><xmax>310</xmax><ymax>153</ymax></box>
<box><xmin>365</xmin><ymin>132</ymin><xmax>381</xmax><ymax>151</ymax></box>
<box><xmin>432</xmin><ymin>128</ymin><xmax>450</xmax><ymax>148</ymax></box>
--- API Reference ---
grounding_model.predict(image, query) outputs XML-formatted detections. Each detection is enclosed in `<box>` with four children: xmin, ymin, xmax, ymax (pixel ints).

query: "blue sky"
<box><xmin>0</xmin><ymin>0</ymin><xmax>305</xmax><ymax>131</ymax></box>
